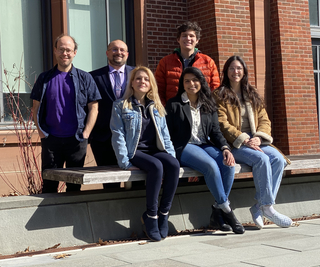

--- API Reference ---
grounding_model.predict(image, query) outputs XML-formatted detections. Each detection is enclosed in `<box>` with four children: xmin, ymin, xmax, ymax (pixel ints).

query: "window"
<box><xmin>309</xmin><ymin>0</ymin><xmax>319</xmax><ymax>26</ymax></box>
<box><xmin>312</xmin><ymin>40</ymin><xmax>320</xmax><ymax>130</ymax></box>
<box><xmin>67</xmin><ymin>0</ymin><xmax>135</xmax><ymax>72</ymax></box>
<box><xmin>0</xmin><ymin>0</ymin><xmax>135</xmax><ymax>124</ymax></box>
<box><xmin>310</xmin><ymin>1</ymin><xmax>320</xmax><ymax>137</ymax></box>
<box><xmin>0</xmin><ymin>0</ymin><xmax>44</xmax><ymax>123</ymax></box>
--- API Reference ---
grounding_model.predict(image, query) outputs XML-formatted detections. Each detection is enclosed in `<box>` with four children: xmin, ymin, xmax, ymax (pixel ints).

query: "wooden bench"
<box><xmin>43</xmin><ymin>155</ymin><xmax>320</xmax><ymax>186</ymax></box>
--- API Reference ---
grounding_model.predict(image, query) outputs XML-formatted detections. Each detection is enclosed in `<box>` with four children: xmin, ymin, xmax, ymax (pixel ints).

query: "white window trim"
<box><xmin>311</xmin><ymin>27</ymin><xmax>320</xmax><ymax>38</ymax></box>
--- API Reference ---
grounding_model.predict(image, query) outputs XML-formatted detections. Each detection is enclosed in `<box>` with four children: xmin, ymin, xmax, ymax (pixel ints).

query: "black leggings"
<box><xmin>130</xmin><ymin>150</ymin><xmax>180</xmax><ymax>216</ymax></box>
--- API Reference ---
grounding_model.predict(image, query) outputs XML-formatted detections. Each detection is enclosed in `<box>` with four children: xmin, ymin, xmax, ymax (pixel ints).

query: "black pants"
<box><xmin>90</xmin><ymin>138</ymin><xmax>117</xmax><ymax>166</ymax></box>
<box><xmin>41</xmin><ymin>135</ymin><xmax>88</xmax><ymax>193</ymax></box>
<box><xmin>90</xmin><ymin>138</ymin><xmax>121</xmax><ymax>189</ymax></box>
<box><xmin>130</xmin><ymin>150</ymin><xmax>180</xmax><ymax>216</ymax></box>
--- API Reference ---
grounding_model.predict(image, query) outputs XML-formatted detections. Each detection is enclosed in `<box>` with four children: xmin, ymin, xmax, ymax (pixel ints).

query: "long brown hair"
<box><xmin>217</xmin><ymin>55</ymin><xmax>264</xmax><ymax>111</ymax></box>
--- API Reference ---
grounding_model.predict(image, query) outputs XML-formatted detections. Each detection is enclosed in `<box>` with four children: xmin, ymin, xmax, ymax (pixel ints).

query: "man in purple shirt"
<box><xmin>31</xmin><ymin>34</ymin><xmax>101</xmax><ymax>193</ymax></box>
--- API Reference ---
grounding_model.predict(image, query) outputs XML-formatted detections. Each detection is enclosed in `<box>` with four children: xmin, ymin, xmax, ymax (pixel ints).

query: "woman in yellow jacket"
<box><xmin>213</xmin><ymin>56</ymin><xmax>292</xmax><ymax>229</ymax></box>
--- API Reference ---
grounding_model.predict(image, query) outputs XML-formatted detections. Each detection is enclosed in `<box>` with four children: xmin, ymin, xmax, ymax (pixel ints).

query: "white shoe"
<box><xmin>263</xmin><ymin>210</ymin><xmax>293</xmax><ymax>228</ymax></box>
<box><xmin>249</xmin><ymin>205</ymin><xmax>264</xmax><ymax>229</ymax></box>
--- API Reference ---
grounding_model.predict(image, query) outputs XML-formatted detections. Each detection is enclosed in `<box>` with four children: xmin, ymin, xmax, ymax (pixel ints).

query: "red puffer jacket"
<box><xmin>155</xmin><ymin>51</ymin><xmax>220</xmax><ymax>106</ymax></box>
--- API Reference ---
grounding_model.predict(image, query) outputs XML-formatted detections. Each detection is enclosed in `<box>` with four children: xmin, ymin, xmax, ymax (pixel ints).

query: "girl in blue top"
<box><xmin>110</xmin><ymin>66</ymin><xmax>180</xmax><ymax>242</ymax></box>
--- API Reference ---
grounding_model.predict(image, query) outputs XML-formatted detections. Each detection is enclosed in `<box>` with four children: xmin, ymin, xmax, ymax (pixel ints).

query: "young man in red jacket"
<box><xmin>155</xmin><ymin>21</ymin><xmax>220</xmax><ymax>106</ymax></box>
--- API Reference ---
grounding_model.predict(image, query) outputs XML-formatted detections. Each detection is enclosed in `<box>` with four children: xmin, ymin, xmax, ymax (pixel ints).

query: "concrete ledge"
<box><xmin>1</xmin><ymin>173</ymin><xmax>320</xmax><ymax>256</ymax></box>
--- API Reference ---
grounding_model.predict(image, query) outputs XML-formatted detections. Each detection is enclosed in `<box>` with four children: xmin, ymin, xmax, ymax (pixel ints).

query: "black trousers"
<box><xmin>130</xmin><ymin>150</ymin><xmax>180</xmax><ymax>216</ymax></box>
<box><xmin>41</xmin><ymin>135</ymin><xmax>88</xmax><ymax>193</ymax></box>
<box><xmin>90</xmin><ymin>138</ymin><xmax>117</xmax><ymax>166</ymax></box>
<box><xmin>90</xmin><ymin>138</ymin><xmax>121</xmax><ymax>189</ymax></box>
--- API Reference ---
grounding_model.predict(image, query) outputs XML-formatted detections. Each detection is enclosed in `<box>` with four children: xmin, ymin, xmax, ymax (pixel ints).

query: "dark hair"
<box><xmin>54</xmin><ymin>34</ymin><xmax>78</xmax><ymax>51</ymax></box>
<box><xmin>218</xmin><ymin>55</ymin><xmax>264</xmax><ymax>111</ymax></box>
<box><xmin>177</xmin><ymin>67</ymin><xmax>216</xmax><ymax>113</ymax></box>
<box><xmin>177</xmin><ymin>21</ymin><xmax>201</xmax><ymax>40</ymax></box>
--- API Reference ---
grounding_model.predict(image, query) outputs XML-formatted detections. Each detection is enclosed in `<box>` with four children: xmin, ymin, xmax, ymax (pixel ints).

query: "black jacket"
<box><xmin>89</xmin><ymin>65</ymin><xmax>134</xmax><ymax>142</ymax></box>
<box><xmin>165</xmin><ymin>95</ymin><xmax>230</xmax><ymax>161</ymax></box>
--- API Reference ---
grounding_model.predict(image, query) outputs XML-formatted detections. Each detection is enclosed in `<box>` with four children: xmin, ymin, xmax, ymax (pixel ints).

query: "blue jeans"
<box><xmin>232</xmin><ymin>145</ymin><xmax>286</xmax><ymax>206</ymax></box>
<box><xmin>180</xmin><ymin>144</ymin><xmax>235</xmax><ymax>204</ymax></box>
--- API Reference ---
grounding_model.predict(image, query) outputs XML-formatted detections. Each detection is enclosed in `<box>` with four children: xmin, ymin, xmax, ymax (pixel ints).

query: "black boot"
<box><xmin>222</xmin><ymin>210</ymin><xmax>245</xmax><ymax>234</ymax></box>
<box><xmin>209</xmin><ymin>206</ymin><xmax>232</xmax><ymax>232</ymax></box>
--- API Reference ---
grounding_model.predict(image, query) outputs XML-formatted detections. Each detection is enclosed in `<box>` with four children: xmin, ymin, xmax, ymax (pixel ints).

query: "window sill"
<box><xmin>0</xmin><ymin>129</ymin><xmax>40</xmax><ymax>145</ymax></box>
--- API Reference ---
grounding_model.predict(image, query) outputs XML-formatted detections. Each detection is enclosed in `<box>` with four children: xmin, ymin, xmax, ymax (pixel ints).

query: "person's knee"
<box><xmin>148</xmin><ymin>160</ymin><xmax>163</xmax><ymax>173</ymax></box>
<box><xmin>253</xmin><ymin>153</ymin><xmax>270</xmax><ymax>166</ymax></box>
<box><xmin>167</xmin><ymin>161</ymin><xmax>180</xmax><ymax>179</ymax></box>
<box><xmin>199</xmin><ymin>162</ymin><xmax>220</xmax><ymax>177</ymax></box>
<box><xmin>168</xmin><ymin>158</ymin><xmax>180</xmax><ymax>170</ymax></box>
<box><xmin>272</xmin><ymin>154</ymin><xmax>286</xmax><ymax>168</ymax></box>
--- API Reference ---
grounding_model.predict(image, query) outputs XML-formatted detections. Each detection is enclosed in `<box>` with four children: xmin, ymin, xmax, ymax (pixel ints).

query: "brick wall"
<box><xmin>145</xmin><ymin>0</ymin><xmax>187</xmax><ymax>72</ymax></box>
<box><xmin>212</xmin><ymin>0</ymin><xmax>255</xmax><ymax>85</ymax></box>
<box><xmin>187</xmin><ymin>0</ymin><xmax>218</xmax><ymax>66</ymax></box>
<box><xmin>270</xmin><ymin>0</ymin><xmax>320</xmax><ymax>154</ymax></box>
<box><xmin>146</xmin><ymin>0</ymin><xmax>256</xmax><ymax>82</ymax></box>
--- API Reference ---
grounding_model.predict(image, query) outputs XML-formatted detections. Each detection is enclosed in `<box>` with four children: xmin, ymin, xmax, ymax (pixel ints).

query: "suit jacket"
<box><xmin>165</xmin><ymin>95</ymin><xmax>230</xmax><ymax>161</ymax></box>
<box><xmin>89</xmin><ymin>65</ymin><xmax>134</xmax><ymax>142</ymax></box>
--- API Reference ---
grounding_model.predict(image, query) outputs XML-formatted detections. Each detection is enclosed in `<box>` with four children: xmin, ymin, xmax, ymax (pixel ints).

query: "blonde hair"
<box><xmin>122</xmin><ymin>66</ymin><xmax>166</xmax><ymax>117</ymax></box>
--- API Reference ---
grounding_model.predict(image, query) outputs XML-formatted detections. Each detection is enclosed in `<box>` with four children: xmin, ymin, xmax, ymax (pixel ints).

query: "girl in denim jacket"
<box><xmin>110</xmin><ymin>66</ymin><xmax>180</xmax><ymax>241</ymax></box>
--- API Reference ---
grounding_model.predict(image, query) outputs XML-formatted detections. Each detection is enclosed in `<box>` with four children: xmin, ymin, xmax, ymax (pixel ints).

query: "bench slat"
<box><xmin>42</xmin><ymin>156</ymin><xmax>320</xmax><ymax>185</ymax></box>
<box><xmin>285</xmin><ymin>158</ymin><xmax>320</xmax><ymax>170</ymax></box>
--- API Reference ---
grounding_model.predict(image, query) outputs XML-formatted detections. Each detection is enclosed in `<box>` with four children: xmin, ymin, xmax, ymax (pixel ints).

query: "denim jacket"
<box><xmin>30</xmin><ymin>65</ymin><xmax>101</xmax><ymax>141</ymax></box>
<box><xmin>110</xmin><ymin>99</ymin><xmax>176</xmax><ymax>169</ymax></box>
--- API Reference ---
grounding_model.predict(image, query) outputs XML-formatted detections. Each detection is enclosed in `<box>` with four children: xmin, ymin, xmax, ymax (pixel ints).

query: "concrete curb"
<box><xmin>1</xmin><ymin>174</ymin><xmax>320</xmax><ymax>256</ymax></box>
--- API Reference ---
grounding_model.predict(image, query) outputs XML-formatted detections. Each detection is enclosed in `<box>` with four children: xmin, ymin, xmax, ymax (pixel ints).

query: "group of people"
<box><xmin>31</xmin><ymin>21</ymin><xmax>293</xmax><ymax>242</ymax></box>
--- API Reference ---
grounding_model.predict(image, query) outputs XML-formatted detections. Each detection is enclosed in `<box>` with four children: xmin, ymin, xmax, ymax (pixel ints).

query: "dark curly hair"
<box><xmin>176</xmin><ymin>21</ymin><xmax>201</xmax><ymax>40</ymax></box>
<box><xmin>217</xmin><ymin>55</ymin><xmax>264</xmax><ymax>111</ymax></box>
<box><xmin>177</xmin><ymin>67</ymin><xmax>216</xmax><ymax>113</ymax></box>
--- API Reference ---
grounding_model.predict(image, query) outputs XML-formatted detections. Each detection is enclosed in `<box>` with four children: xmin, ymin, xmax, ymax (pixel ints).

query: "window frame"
<box><xmin>0</xmin><ymin>0</ymin><xmax>52</xmax><ymax>126</ymax></box>
<box><xmin>66</xmin><ymin>0</ymin><xmax>135</xmax><ymax>71</ymax></box>
<box><xmin>310</xmin><ymin>0</ymin><xmax>320</xmax><ymax>138</ymax></box>
<box><xmin>312</xmin><ymin>39</ymin><xmax>320</xmax><ymax>131</ymax></box>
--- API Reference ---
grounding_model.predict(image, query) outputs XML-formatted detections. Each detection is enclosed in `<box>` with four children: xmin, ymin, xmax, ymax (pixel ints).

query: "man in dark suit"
<box><xmin>90</xmin><ymin>40</ymin><xmax>134</xmax><ymax>182</ymax></box>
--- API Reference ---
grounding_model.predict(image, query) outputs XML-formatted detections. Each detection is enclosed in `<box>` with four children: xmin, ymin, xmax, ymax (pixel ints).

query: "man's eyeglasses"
<box><xmin>108</xmin><ymin>48</ymin><xmax>128</xmax><ymax>53</ymax></box>
<box><xmin>57</xmin><ymin>48</ymin><xmax>74</xmax><ymax>55</ymax></box>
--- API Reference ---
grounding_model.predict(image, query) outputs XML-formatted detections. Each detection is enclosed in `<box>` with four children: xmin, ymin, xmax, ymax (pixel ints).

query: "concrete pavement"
<box><xmin>1</xmin><ymin>175</ymin><xmax>320</xmax><ymax>256</ymax></box>
<box><xmin>1</xmin><ymin>218</ymin><xmax>320</xmax><ymax>267</ymax></box>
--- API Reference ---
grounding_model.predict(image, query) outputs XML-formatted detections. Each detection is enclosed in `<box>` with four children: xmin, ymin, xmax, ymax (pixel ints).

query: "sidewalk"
<box><xmin>1</xmin><ymin>219</ymin><xmax>319</xmax><ymax>267</ymax></box>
